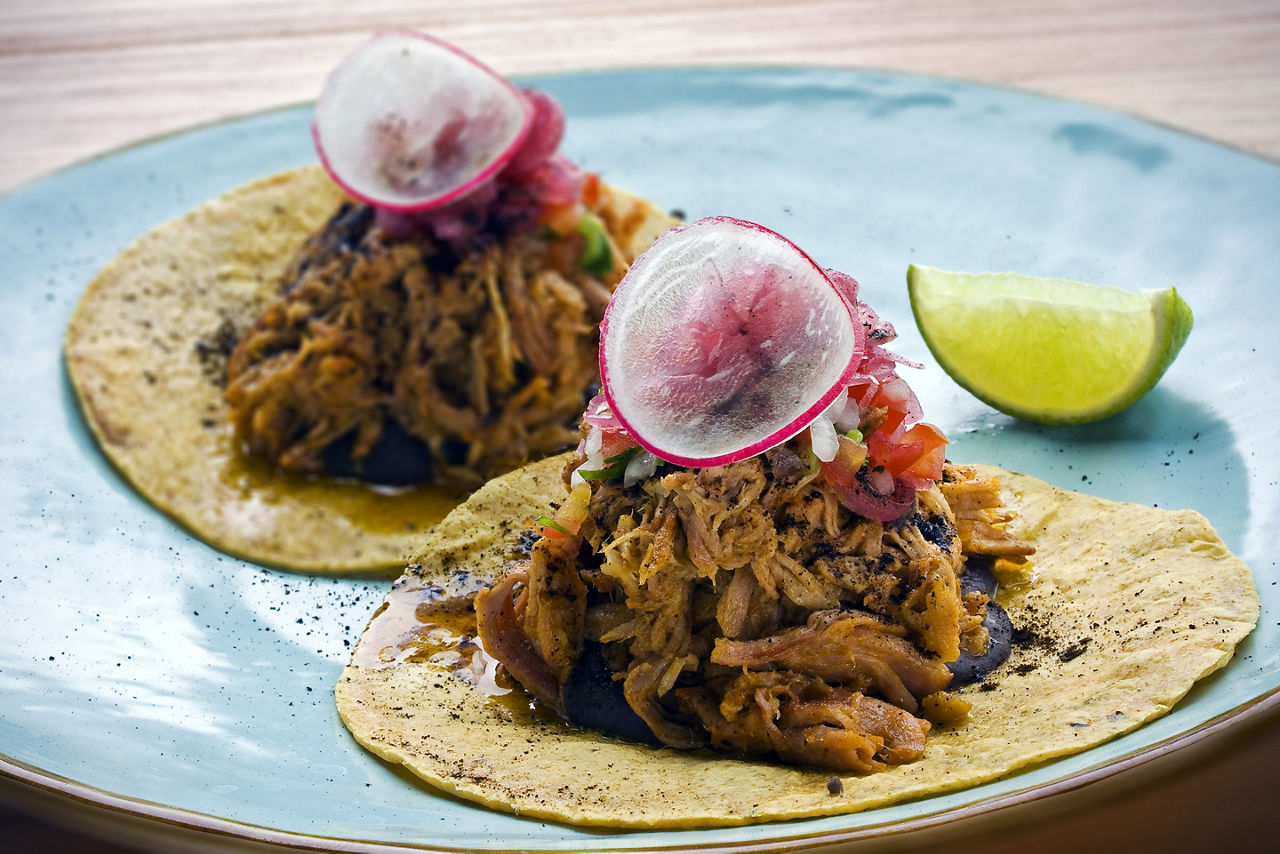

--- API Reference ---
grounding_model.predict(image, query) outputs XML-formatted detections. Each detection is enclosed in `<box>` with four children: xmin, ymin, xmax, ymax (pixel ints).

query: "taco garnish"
<box><xmin>64</xmin><ymin>33</ymin><xmax>678</xmax><ymax>571</ymax></box>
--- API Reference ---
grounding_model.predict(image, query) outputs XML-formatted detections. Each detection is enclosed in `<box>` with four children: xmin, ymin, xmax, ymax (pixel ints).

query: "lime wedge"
<box><xmin>907</xmin><ymin>265</ymin><xmax>1193</xmax><ymax>424</ymax></box>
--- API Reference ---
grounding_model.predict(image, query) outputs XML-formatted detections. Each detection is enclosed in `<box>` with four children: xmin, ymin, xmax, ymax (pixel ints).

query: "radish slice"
<box><xmin>312</xmin><ymin>31</ymin><xmax>533</xmax><ymax>211</ymax></box>
<box><xmin>599</xmin><ymin>217</ymin><xmax>864</xmax><ymax>467</ymax></box>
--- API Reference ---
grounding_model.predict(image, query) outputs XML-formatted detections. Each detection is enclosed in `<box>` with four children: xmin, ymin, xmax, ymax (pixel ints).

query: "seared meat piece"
<box><xmin>474</xmin><ymin>567</ymin><xmax>561</xmax><ymax>710</ymax></box>
<box><xmin>520</xmin><ymin>534</ymin><xmax>588</xmax><ymax>689</ymax></box>
<box><xmin>623</xmin><ymin>653</ymin><xmax>704</xmax><ymax>749</ymax></box>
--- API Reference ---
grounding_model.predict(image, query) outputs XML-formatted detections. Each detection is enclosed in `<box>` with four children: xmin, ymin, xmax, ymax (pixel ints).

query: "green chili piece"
<box><xmin>536</xmin><ymin>515</ymin><xmax>573</xmax><ymax>536</ymax></box>
<box><xmin>576</xmin><ymin>213</ymin><xmax>614</xmax><ymax>276</ymax></box>
<box><xmin>577</xmin><ymin>447</ymin><xmax>640</xmax><ymax>481</ymax></box>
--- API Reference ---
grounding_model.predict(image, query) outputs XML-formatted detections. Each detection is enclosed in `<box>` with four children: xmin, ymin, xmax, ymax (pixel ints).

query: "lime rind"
<box><xmin>1148</xmin><ymin>285</ymin><xmax>1195</xmax><ymax>394</ymax></box>
<box><xmin>907</xmin><ymin>264</ymin><xmax>1193</xmax><ymax>425</ymax></box>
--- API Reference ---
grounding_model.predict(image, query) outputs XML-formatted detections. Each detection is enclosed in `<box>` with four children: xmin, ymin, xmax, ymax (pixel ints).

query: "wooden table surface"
<box><xmin>2</xmin><ymin>1</ymin><xmax>1278</xmax><ymax>851</ymax></box>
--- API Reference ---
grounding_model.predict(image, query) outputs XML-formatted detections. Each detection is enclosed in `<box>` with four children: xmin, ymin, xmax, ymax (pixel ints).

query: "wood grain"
<box><xmin>2</xmin><ymin>1</ymin><xmax>1278</xmax><ymax>851</ymax></box>
<box><xmin>2</xmin><ymin>0</ymin><xmax>1278</xmax><ymax>194</ymax></box>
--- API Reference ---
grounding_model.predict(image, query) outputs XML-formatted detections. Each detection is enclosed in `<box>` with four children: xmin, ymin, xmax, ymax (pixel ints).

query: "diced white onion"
<box><xmin>575</xmin><ymin>424</ymin><xmax>607</xmax><ymax>479</ymax></box>
<box><xmin>809</xmin><ymin>414</ymin><xmax>839</xmax><ymax>462</ymax></box>
<box><xmin>868</xmin><ymin>466</ymin><xmax>895</xmax><ymax>494</ymax></box>
<box><xmin>830</xmin><ymin>390</ymin><xmax>861</xmax><ymax>432</ymax></box>
<box><xmin>623</xmin><ymin>451</ymin><xmax>659</xmax><ymax>487</ymax></box>
<box><xmin>584</xmin><ymin>424</ymin><xmax>604</xmax><ymax>458</ymax></box>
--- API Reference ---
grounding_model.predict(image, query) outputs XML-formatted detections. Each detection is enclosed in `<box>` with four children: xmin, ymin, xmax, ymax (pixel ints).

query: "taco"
<box><xmin>63</xmin><ymin>33</ymin><xmax>678</xmax><ymax>573</ymax></box>
<box><xmin>335</xmin><ymin>218</ymin><xmax>1257</xmax><ymax>827</ymax></box>
<box><xmin>336</xmin><ymin>453</ymin><xmax>1256</xmax><ymax>827</ymax></box>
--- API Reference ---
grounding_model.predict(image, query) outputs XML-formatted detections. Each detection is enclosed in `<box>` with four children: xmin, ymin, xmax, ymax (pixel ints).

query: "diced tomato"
<box><xmin>869</xmin><ymin>377</ymin><xmax>919</xmax><ymax>438</ymax></box>
<box><xmin>875</xmin><ymin>377</ymin><xmax>912</xmax><ymax>409</ymax></box>
<box><xmin>581</xmin><ymin>393</ymin><xmax>639</xmax><ymax>460</ymax></box>
<box><xmin>598</xmin><ymin>429</ymin><xmax>636</xmax><ymax>460</ymax></box>
<box><xmin>878</xmin><ymin>405</ymin><xmax>908</xmax><ymax>438</ymax></box>
<box><xmin>868</xmin><ymin>431</ymin><xmax>915</xmax><ymax>477</ymax></box>
<box><xmin>901</xmin><ymin>422</ymin><xmax>948</xmax><ymax>482</ymax></box>
<box><xmin>847</xmin><ymin>376</ymin><xmax>877</xmax><ymax>409</ymax></box>
<box><xmin>828</xmin><ymin>328</ymin><xmax>944</xmax><ymax>513</ymax></box>
<box><xmin>538</xmin><ymin>521</ymin><xmax>572</xmax><ymax>540</ymax></box>
<box><xmin>868</xmin><ymin>421</ymin><xmax>947</xmax><ymax>488</ymax></box>
<box><xmin>820</xmin><ymin>434</ymin><xmax>869</xmax><ymax>487</ymax></box>
<box><xmin>540</xmin><ymin>200</ymin><xmax>585</xmax><ymax>236</ymax></box>
<box><xmin>580</xmin><ymin>172</ymin><xmax>602</xmax><ymax>208</ymax></box>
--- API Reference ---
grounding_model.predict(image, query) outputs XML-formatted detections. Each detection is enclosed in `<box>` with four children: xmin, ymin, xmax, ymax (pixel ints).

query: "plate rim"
<box><xmin>3</xmin><ymin>688</ymin><xmax>1276</xmax><ymax>853</ymax></box>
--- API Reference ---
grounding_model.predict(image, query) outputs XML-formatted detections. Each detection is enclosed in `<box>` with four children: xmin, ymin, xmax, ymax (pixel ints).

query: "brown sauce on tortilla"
<box><xmin>350</xmin><ymin>577</ymin><xmax>551</xmax><ymax>722</ymax></box>
<box><xmin>215</xmin><ymin>434</ymin><xmax>467</xmax><ymax>539</ymax></box>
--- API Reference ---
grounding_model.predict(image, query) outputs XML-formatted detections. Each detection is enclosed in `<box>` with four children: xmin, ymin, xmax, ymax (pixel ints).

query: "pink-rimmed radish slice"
<box><xmin>312</xmin><ymin>31</ymin><xmax>534</xmax><ymax>212</ymax></box>
<box><xmin>599</xmin><ymin>217</ymin><xmax>864</xmax><ymax>467</ymax></box>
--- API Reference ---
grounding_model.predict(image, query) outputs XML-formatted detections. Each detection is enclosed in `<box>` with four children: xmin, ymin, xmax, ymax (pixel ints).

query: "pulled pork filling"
<box><xmin>477</xmin><ymin>444</ymin><xmax>1033</xmax><ymax>772</ymax></box>
<box><xmin>224</xmin><ymin>200</ymin><xmax>617</xmax><ymax>486</ymax></box>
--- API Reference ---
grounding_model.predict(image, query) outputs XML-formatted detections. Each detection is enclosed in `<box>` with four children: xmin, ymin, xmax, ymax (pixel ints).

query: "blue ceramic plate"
<box><xmin>1</xmin><ymin>68</ymin><xmax>1277</xmax><ymax>852</ymax></box>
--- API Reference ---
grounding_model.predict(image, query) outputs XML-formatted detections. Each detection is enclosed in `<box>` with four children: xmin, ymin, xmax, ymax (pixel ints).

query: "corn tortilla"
<box><xmin>335</xmin><ymin>454</ymin><xmax>1258</xmax><ymax>827</ymax></box>
<box><xmin>64</xmin><ymin>167</ymin><xmax>677</xmax><ymax>572</ymax></box>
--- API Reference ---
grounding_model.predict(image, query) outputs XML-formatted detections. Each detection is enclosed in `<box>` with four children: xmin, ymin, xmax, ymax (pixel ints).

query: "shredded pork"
<box><xmin>224</xmin><ymin>201</ymin><xmax>615</xmax><ymax>485</ymax></box>
<box><xmin>476</xmin><ymin>446</ymin><xmax>1033</xmax><ymax>773</ymax></box>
